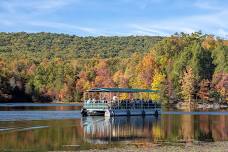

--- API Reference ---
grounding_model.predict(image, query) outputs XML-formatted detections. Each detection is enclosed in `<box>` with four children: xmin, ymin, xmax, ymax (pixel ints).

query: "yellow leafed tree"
<box><xmin>151</xmin><ymin>70</ymin><xmax>165</xmax><ymax>100</ymax></box>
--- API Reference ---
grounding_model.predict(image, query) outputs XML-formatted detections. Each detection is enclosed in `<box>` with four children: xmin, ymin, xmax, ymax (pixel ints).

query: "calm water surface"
<box><xmin>0</xmin><ymin>103</ymin><xmax>228</xmax><ymax>151</ymax></box>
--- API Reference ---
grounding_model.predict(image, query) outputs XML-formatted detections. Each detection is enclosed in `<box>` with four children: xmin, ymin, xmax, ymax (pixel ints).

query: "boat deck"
<box><xmin>82</xmin><ymin>101</ymin><xmax>161</xmax><ymax>117</ymax></box>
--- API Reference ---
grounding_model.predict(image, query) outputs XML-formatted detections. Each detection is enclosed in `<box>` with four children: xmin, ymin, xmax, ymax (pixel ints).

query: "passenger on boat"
<box><xmin>113</xmin><ymin>96</ymin><xmax>118</xmax><ymax>101</ymax></box>
<box><xmin>86</xmin><ymin>98</ymin><xmax>92</xmax><ymax>103</ymax></box>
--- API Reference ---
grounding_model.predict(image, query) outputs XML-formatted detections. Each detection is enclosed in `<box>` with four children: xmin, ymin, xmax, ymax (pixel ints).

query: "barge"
<box><xmin>81</xmin><ymin>88</ymin><xmax>161</xmax><ymax>117</ymax></box>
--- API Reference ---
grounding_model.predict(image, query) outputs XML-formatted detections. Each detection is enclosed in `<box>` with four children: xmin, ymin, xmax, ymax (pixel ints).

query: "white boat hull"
<box><xmin>110</xmin><ymin>109</ymin><xmax>160</xmax><ymax>116</ymax></box>
<box><xmin>83</xmin><ymin>108</ymin><xmax>161</xmax><ymax>117</ymax></box>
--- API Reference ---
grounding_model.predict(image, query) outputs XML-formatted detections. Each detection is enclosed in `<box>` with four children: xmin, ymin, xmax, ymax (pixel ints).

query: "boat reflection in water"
<box><xmin>81</xmin><ymin>114</ymin><xmax>228</xmax><ymax>144</ymax></box>
<box><xmin>1</xmin><ymin>113</ymin><xmax>228</xmax><ymax>151</ymax></box>
<box><xmin>81</xmin><ymin>116</ymin><xmax>161</xmax><ymax>144</ymax></box>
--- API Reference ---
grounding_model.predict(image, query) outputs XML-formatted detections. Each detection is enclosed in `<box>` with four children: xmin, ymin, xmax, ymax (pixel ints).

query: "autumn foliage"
<box><xmin>0</xmin><ymin>32</ymin><xmax>227</xmax><ymax>103</ymax></box>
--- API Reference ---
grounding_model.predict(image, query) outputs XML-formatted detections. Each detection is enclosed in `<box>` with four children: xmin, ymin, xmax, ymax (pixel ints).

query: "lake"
<box><xmin>0</xmin><ymin>103</ymin><xmax>228</xmax><ymax>151</ymax></box>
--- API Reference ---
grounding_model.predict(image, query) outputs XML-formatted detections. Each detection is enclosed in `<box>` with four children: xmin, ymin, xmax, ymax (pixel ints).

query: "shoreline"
<box><xmin>1</xmin><ymin>101</ymin><xmax>228</xmax><ymax>111</ymax></box>
<box><xmin>52</xmin><ymin>101</ymin><xmax>82</xmax><ymax>105</ymax></box>
<box><xmin>0</xmin><ymin>101</ymin><xmax>82</xmax><ymax>105</ymax></box>
<box><xmin>174</xmin><ymin>102</ymin><xmax>228</xmax><ymax>110</ymax></box>
<box><xmin>79</xmin><ymin>141</ymin><xmax>228</xmax><ymax>152</ymax></box>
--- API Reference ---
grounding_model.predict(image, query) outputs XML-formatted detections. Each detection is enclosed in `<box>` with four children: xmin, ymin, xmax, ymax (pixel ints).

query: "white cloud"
<box><xmin>29</xmin><ymin>21</ymin><xmax>97</xmax><ymax>34</ymax></box>
<box><xmin>127</xmin><ymin>4</ymin><xmax>228</xmax><ymax>37</ymax></box>
<box><xmin>0</xmin><ymin>0</ymin><xmax>97</xmax><ymax>35</ymax></box>
<box><xmin>128</xmin><ymin>21</ymin><xmax>197</xmax><ymax>36</ymax></box>
<box><xmin>0</xmin><ymin>0</ymin><xmax>228</xmax><ymax>37</ymax></box>
<box><xmin>129</xmin><ymin>24</ymin><xmax>168</xmax><ymax>35</ymax></box>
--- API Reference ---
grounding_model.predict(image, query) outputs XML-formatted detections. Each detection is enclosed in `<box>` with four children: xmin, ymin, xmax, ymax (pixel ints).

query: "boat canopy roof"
<box><xmin>86</xmin><ymin>88</ymin><xmax>159</xmax><ymax>93</ymax></box>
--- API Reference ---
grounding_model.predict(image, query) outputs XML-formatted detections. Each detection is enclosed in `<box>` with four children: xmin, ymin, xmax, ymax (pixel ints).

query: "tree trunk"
<box><xmin>189</xmin><ymin>96</ymin><xmax>191</xmax><ymax>106</ymax></box>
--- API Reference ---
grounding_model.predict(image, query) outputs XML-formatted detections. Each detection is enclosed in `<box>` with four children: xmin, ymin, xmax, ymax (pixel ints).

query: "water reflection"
<box><xmin>0</xmin><ymin>114</ymin><xmax>228</xmax><ymax>151</ymax></box>
<box><xmin>81</xmin><ymin>116</ymin><xmax>160</xmax><ymax>144</ymax></box>
<box><xmin>0</xmin><ymin>103</ymin><xmax>81</xmax><ymax>111</ymax></box>
<box><xmin>81</xmin><ymin>115</ymin><xmax>228</xmax><ymax>144</ymax></box>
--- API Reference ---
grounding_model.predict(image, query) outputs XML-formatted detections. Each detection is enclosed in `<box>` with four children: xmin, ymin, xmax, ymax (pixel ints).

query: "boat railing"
<box><xmin>83</xmin><ymin>100</ymin><xmax>161</xmax><ymax>110</ymax></box>
<box><xmin>84</xmin><ymin>102</ymin><xmax>109</xmax><ymax>109</ymax></box>
<box><xmin>111</xmin><ymin>102</ymin><xmax>161</xmax><ymax>109</ymax></box>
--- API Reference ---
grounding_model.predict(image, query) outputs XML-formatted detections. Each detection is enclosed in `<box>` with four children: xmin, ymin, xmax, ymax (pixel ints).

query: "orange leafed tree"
<box><xmin>198</xmin><ymin>79</ymin><xmax>210</xmax><ymax>101</ymax></box>
<box><xmin>76</xmin><ymin>71</ymin><xmax>91</xmax><ymax>92</ymax></box>
<box><xmin>94</xmin><ymin>60</ymin><xmax>114</xmax><ymax>88</ymax></box>
<box><xmin>112</xmin><ymin>70</ymin><xmax>129</xmax><ymax>88</ymax></box>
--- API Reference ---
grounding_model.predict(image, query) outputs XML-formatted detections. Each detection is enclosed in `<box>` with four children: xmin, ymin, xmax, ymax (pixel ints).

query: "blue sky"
<box><xmin>0</xmin><ymin>0</ymin><xmax>228</xmax><ymax>38</ymax></box>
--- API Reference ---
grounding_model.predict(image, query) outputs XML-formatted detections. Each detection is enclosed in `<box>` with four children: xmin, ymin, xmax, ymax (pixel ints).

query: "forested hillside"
<box><xmin>0</xmin><ymin>32</ymin><xmax>162</xmax><ymax>59</ymax></box>
<box><xmin>0</xmin><ymin>32</ymin><xmax>227</xmax><ymax>103</ymax></box>
<box><xmin>0</xmin><ymin>32</ymin><xmax>162</xmax><ymax>102</ymax></box>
